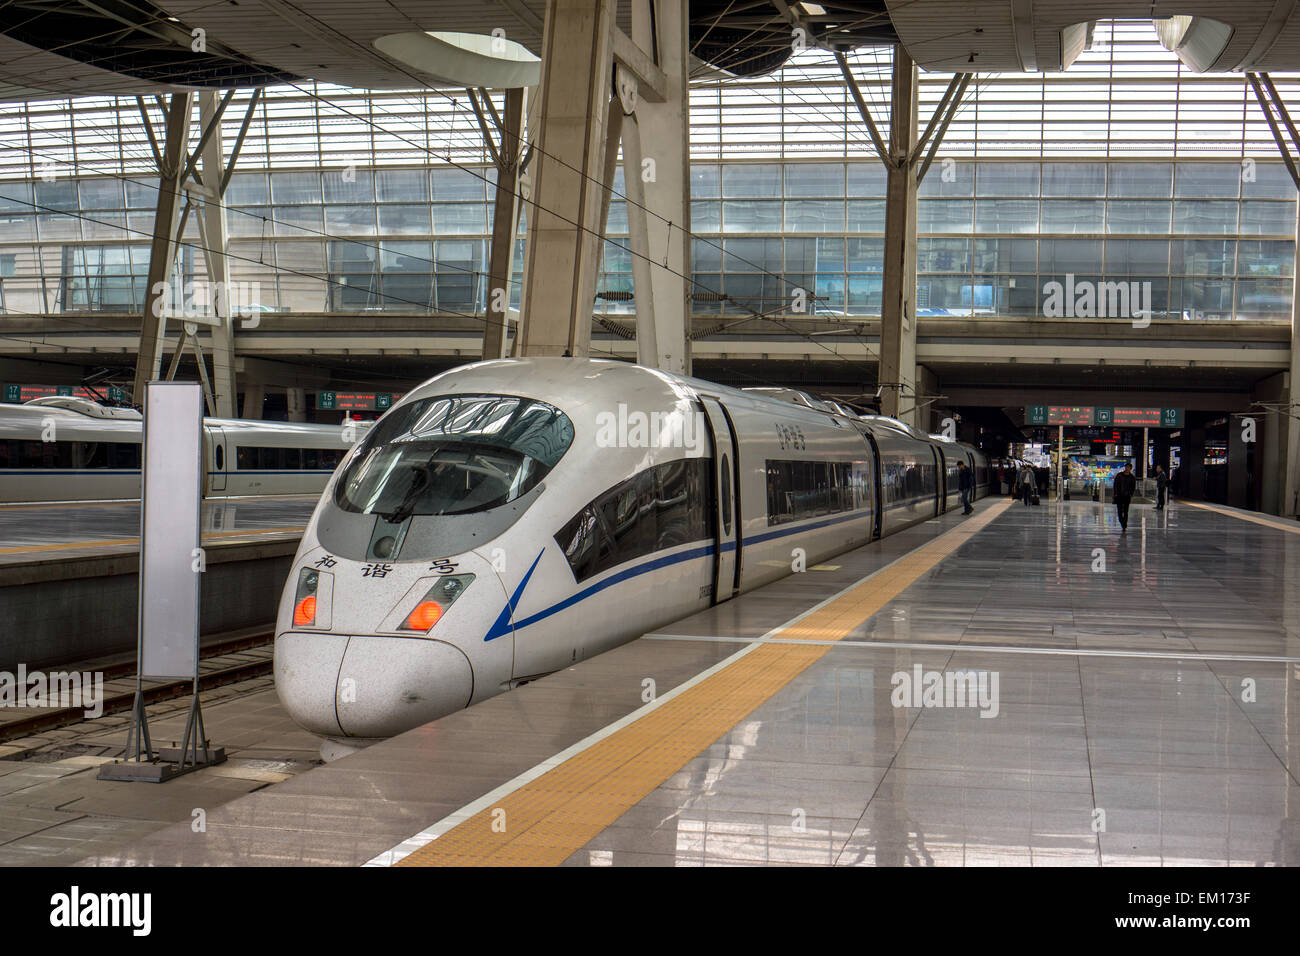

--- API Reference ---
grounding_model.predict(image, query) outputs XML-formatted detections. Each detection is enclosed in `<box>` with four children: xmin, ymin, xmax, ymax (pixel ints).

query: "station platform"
<box><xmin>0</xmin><ymin>497</ymin><xmax>314</xmax><ymax>668</ymax></box>
<box><xmin>80</xmin><ymin>496</ymin><xmax>1300</xmax><ymax>867</ymax></box>
<box><xmin>0</xmin><ymin>496</ymin><xmax>316</xmax><ymax>564</ymax></box>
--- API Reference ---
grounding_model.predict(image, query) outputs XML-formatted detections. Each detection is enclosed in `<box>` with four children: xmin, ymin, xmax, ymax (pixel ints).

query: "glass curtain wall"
<box><xmin>0</xmin><ymin>20</ymin><xmax>1296</xmax><ymax>321</ymax></box>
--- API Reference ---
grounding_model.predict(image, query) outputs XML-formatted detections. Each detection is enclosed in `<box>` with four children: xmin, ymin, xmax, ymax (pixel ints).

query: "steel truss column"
<box><xmin>520</xmin><ymin>0</ymin><xmax>616</xmax><ymax>358</ymax></box>
<box><xmin>840</xmin><ymin>50</ymin><xmax>968</xmax><ymax>425</ymax></box>
<box><xmin>520</xmin><ymin>0</ymin><xmax>688</xmax><ymax>372</ymax></box>
<box><xmin>624</xmin><ymin>0</ymin><xmax>691</xmax><ymax>374</ymax></box>
<box><xmin>133</xmin><ymin>93</ymin><xmax>193</xmax><ymax>404</ymax></box>
<box><xmin>879</xmin><ymin>45</ymin><xmax>919</xmax><ymax>424</ymax></box>
<box><xmin>476</xmin><ymin>87</ymin><xmax>528</xmax><ymax>360</ymax></box>
<box><xmin>198</xmin><ymin>92</ymin><xmax>236</xmax><ymax>417</ymax></box>
<box><xmin>132</xmin><ymin>90</ymin><xmax>258</xmax><ymax>414</ymax></box>
<box><xmin>1247</xmin><ymin>72</ymin><xmax>1300</xmax><ymax>516</ymax></box>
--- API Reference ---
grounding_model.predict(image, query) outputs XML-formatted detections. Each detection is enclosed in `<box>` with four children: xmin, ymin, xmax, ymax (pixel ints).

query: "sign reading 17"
<box><xmin>776</xmin><ymin>423</ymin><xmax>806</xmax><ymax>451</ymax></box>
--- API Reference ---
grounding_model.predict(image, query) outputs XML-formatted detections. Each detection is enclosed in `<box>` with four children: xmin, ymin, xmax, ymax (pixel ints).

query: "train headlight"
<box><xmin>292</xmin><ymin>567</ymin><xmax>333</xmax><ymax>628</ymax></box>
<box><xmin>399</xmin><ymin>573</ymin><xmax>476</xmax><ymax>633</ymax></box>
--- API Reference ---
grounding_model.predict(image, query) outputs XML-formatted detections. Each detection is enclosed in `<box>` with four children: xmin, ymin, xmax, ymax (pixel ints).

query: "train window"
<box><xmin>335</xmin><ymin>395</ymin><xmax>573</xmax><ymax>520</ymax></box>
<box><xmin>598</xmin><ymin>470</ymin><xmax>656</xmax><ymax>565</ymax></box>
<box><xmin>0</xmin><ymin>439</ymin><xmax>141</xmax><ymax>470</ymax></box>
<box><xmin>556</xmin><ymin>505</ymin><xmax>617</xmax><ymax>581</ymax></box>
<box><xmin>719</xmin><ymin>455</ymin><xmax>732</xmax><ymax>535</ymax></box>
<box><xmin>879</xmin><ymin>456</ymin><xmax>939</xmax><ymax>508</ymax></box>
<box><xmin>765</xmin><ymin>460</ymin><xmax>864</xmax><ymax>526</ymax></box>
<box><xmin>654</xmin><ymin>459</ymin><xmax>712</xmax><ymax>549</ymax></box>
<box><xmin>235</xmin><ymin>446</ymin><xmax>344</xmax><ymax>471</ymax></box>
<box><xmin>215</xmin><ymin>445</ymin><xmax>224</xmax><ymax>471</ymax></box>
<box><xmin>555</xmin><ymin>459</ymin><xmax>713</xmax><ymax>583</ymax></box>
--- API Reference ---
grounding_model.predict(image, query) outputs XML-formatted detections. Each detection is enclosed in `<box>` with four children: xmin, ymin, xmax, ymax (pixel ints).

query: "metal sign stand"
<box><xmin>100</xmin><ymin>381</ymin><xmax>225</xmax><ymax>783</ymax></box>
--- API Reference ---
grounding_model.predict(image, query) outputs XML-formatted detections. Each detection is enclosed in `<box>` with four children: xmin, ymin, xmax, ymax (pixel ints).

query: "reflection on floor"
<box><xmin>78</xmin><ymin>499</ymin><xmax>1300</xmax><ymax>866</ymax></box>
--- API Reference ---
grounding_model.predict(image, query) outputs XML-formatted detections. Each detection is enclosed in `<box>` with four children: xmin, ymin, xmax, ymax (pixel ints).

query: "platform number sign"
<box><xmin>1027</xmin><ymin>405</ymin><xmax>1047</xmax><ymax>425</ymax></box>
<box><xmin>1161</xmin><ymin>407</ymin><xmax>1183</xmax><ymax>427</ymax></box>
<box><xmin>1094</xmin><ymin>407</ymin><xmax>1114</xmax><ymax>426</ymax></box>
<box><xmin>318</xmin><ymin>391</ymin><xmax>337</xmax><ymax>411</ymax></box>
<box><xmin>376</xmin><ymin>393</ymin><xmax>392</xmax><ymax>410</ymax></box>
<box><xmin>3</xmin><ymin>384</ymin><xmax>17</xmax><ymax>403</ymax></box>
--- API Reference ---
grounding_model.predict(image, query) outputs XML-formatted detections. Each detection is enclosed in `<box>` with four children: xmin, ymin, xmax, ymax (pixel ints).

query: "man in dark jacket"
<box><xmin>1112</xmin><ymin>463</ymin><xmax>1137</xmax><ymax>532</ymax></box>
<box><xmin>957</xmin><ymin>461</ymin><xmax>974</xmax><ymax>515</ymax></box>
<box><xmin>1155</xmin><ymin>464</ymin><xmax>1168</xmax><ymax>510</ymax></box>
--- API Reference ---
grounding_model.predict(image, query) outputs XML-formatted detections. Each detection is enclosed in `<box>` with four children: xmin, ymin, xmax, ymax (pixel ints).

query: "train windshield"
<box><xmin>334</xmin><ymin>394</ymin><xmax>574</xmax><ymax>520</ymax></box>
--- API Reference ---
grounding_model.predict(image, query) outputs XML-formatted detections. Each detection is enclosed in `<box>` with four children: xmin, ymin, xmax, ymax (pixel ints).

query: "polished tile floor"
<box><xmin>82</xmin><ymin>498</ymin><xmax>1300</xmax><ymax>866</ymax></box>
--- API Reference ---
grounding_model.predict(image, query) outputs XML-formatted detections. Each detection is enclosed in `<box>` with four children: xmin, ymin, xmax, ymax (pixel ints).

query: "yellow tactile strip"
<box><xmin>1179</xmin><ymin>499</ymin><xmax>1300</xmax><ymax>535</ymax></box>
<box><xmin>397</xmin><ymin>499</ymin><xmax>1014</xmax><ymax>867</ymax></box>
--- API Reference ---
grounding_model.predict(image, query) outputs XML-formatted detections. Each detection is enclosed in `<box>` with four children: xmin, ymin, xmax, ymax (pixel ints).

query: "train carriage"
<box><xmin>0</xmin><ymin>396</ymin><xmax>367</xmax><ymax>503</ymax></box>
<box><xmin>272</xmin><ymin>357</ymin><xmax>988</xmax><ymax>754</ymax></box>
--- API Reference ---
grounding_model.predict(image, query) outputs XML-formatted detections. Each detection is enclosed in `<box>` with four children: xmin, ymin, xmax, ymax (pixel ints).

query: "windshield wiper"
<box><xmin>382</xmin><ymin>464</ymin><xmax>430</xmax><ymax>524</ymax></box>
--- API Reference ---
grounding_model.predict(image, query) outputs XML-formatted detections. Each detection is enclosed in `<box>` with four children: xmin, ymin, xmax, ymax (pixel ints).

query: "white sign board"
<box><xmin>139</xmin><ymin>381</ymin><xmax>203</xmax><ymax>679</ymax></box>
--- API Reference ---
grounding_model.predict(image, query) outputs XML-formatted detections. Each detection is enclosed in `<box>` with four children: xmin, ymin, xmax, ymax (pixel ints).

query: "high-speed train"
<box><xmin>0</xmin><ymin>396</ymin><xmax>367</xmax><ymax>503</ymax></box>
<box><xmin>274</xmin><ymin>357</ymin><xmax>989</xmax><ymax>754</ymax></box>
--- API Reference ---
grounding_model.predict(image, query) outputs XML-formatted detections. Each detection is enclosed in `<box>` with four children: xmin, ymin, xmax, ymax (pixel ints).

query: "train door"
<box><xmin>936</xmin><ymin>447</ymin><xmax>948</xmax><ymax>514</ymax></box>
<box><xmin>207</xmin><ymin>424</ymin><xmax>227</xmax><ymax>493</ymax></box>
<box><xmin>698</xmin><ymin>396</ymin><xmax>739</xmax><ymax>604</ymax></box>
<box><xmin>929</xmin><ymin>446</ymin><xmax>942</xmax><ymax>515</ymax></box>
<box><xmin>857</xmin><ymin>427</ymin><xmax>884</xmax><ymax>539</ymax></box>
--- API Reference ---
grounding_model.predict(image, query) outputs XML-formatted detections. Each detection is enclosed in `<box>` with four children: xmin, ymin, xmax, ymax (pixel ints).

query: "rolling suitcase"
<box><xmin>1031</xmin><ymin>491</ymin><xmax>1041</xmax><ymax>506</ymax></box>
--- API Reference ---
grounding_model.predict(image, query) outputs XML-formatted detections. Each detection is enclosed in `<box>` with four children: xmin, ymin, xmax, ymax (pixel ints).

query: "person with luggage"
<box><xmin>1018</xmin><ymin>463</ymin><xmax>1036</xmax><ymax>506</ymax></box>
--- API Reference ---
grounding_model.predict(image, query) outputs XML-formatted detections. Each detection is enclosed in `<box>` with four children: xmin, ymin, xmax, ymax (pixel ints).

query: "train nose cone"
<box><xmin>275</xmin><ymin>632</ymin><xmax>350</xmax><ymax>738</ymax></box>
<box><xmin>335</xmin><ymin>636</ymin><xmax>474</xmax><ymax>738</ymax></box>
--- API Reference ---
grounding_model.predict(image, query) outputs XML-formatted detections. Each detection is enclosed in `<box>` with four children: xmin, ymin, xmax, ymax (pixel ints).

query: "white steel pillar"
<box><xmin>198</xmin><ymin>92</ymin><xmax>237</xmax><ymax>418</ymax></box>
<box><xmin>133</xmin><ymin>93</ymin><xmax>192</xmax><ymax>404</ymax></box>
<box><xmin>1286</xmin><ymin>200</ymin><xmax>1300</xmax><ymax>516</ymax></box>
<box><xmin>625</xmin><ymin>0</ymin><xmax>690</xmax><ymax>374</ymax></box>
<box><xmin>519</xmin><ymin>0</ymin><xmax>615</xmax><ymax>358</ymax></box>
<box><xmin>879</xmin><ymin>45</ymin><xmax>919</xmax><ymax>424</ymax></box>
<box><xmin>479</xmin><ymin>87</ymin><xmax>528</xmax><ymax>360</ymax></box>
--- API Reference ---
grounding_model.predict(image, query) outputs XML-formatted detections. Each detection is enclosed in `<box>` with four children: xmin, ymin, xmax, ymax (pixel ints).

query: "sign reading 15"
<box><xmin>776</xmin><ymin>423</ymin><xmax>806</xmax><ymax>450</ymax></box>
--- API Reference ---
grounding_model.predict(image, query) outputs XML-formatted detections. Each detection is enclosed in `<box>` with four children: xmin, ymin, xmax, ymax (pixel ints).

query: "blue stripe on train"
<box><xmin>484</xmin><ymin>508</ymin><xmax>872</xmax><ymax>641</ymax></box>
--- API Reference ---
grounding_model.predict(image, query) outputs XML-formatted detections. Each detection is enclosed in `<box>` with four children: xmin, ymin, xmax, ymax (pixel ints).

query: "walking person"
<box><xmin>1018</xmin><ymin>463</ymin><xmax>1036</xmax><ymax>506</ymax></box>
<box><xmin>957</xmin><ymin>461</ymin><xmax>974</xmax><ymax>515</ymax></box>
<box><xmin>1112</xmin><ymin>462</ymin><xmax>1137</xmax><ymax>532</ymax></box>
<box><xmin>1155</xmin><ymin>464</ymin><xmax>1168</xmax><ymax>511</ymax></box>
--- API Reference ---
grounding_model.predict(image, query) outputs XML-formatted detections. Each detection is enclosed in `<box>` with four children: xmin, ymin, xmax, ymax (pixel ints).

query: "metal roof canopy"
<box><xmin>884</xmin><ymin>2</ymin><xmax>1300</xmax><ymax>74</ymax></box>
<box><xmin>0</xmin><ymin>0</ymin><xmax>902</xmax><ymax>102</ymax></box>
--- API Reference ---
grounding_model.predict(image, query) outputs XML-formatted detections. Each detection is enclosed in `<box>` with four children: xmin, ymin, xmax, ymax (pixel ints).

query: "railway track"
<box><xmin>0</xmin><ymin>630</ymin><xmax>274</xmax><ymax>745</ymax></box>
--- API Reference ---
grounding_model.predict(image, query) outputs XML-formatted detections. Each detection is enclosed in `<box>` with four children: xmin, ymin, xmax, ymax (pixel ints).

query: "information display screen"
<box><xmin>1029</xmin><ymin>404</ymin><xmax>1183</xmax><ymax>428</ymax></box>
<box><xmin>1047</xmin><ymin>405</ymin><xmax>1093</xmax><ymax>426</ymax></box>
<box><xmin>4</xmin><ymin>384</ymin><xmax>126</xmax><ymax>403</ymax></box>
<box><xmin>317</xmin><ymin>391</ymin><xmax>396</xmax><ymax>411</ymax></box>
<box><xmin>1111</xmin><ymin>407</ymin><xmax>1164</xmax><ymax>427</ymax></box>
